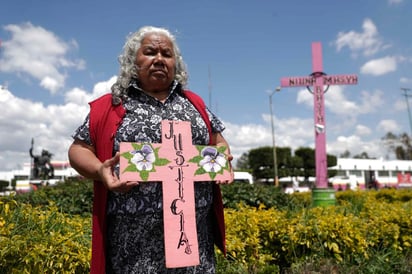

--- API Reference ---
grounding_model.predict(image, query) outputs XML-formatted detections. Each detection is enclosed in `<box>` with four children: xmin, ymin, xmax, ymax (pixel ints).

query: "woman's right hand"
<box><xmin>98</xmin><ymin>152</ymin><xmax>139</xmax><ymax>193</ymax></box>
<box><xmin>69</xmin><ymin>140</ymin><xmax>138</xmax><ymax>193</ymax></box>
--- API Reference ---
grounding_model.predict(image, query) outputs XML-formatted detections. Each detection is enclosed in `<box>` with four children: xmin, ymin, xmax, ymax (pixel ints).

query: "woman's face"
<box><xmin>135</xmin><ymin>33</ymin><xmax>176</xmax><ymax>93</ymax></box>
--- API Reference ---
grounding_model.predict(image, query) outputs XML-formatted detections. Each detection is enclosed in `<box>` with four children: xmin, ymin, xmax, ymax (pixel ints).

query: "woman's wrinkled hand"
<box><xmin>98</xmin><ymin>152</ymin><xmax>139</xmax><ymax>193</ymax></box>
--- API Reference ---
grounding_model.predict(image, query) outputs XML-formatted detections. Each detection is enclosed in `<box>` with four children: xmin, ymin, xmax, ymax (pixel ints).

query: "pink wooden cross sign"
<box><xmin>119</xmin><ymin>120</ymin><xmax>232</xmax><ymax>268</ymax></box>
<box><xmin>280</xmin><ymin>42</ymin><xmax>358</xmax><ymax>188</ymax></box>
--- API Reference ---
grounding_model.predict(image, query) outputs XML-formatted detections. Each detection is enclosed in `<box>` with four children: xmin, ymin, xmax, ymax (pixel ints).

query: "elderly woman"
<box><xmin>68</xmin><ymin>26</ymin><xmax>232</xmax><ymax>273</ymax></box>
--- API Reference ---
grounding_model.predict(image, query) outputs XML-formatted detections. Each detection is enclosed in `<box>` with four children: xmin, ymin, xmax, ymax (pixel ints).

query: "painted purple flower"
<box><xmin>130</xmin><ymin>144</ymin><xmax>155</xmax><ymax>171</ymax></box>
<box><xmin>199</xmin><ymin>147</ymin><xmax>226</xmax><ymax>172</ymax></box>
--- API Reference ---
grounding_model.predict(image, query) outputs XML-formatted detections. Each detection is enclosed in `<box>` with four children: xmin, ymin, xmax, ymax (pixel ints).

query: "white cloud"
<box><xmin>360</xmin><ymin>56</ymin><xmax>397</xmax><ymax>76</ymax></box>
<box><xmin>358</xmin><ymin>89</ymin><xmax>384</xmax><ymax>113</ymax></box>
<box><xmin>388</xmin><ymin>0</ymin><xmax>403</xmax><ymax>5</ymax></box>
<box><xmin>275</xmin><ymin>116</ymin><xmax>314</xmax><ymax>148</ymax></box>
<box><xmin>324</xmin><ymin>86</ymin><xmax>358</xmax><ymax>115</ymax></box>
<box><xmin>292</xmin><ymin>85</ymin><xmax>386</xmax><ymax>143</ymax></box>
<box><xmin>377</xmin><ymin>119</ymin><xmax>400</xmax><ymax>133</ymax></box>
<box><xmin>223</xmin><ymin>121</ymin><xmax>271</xmax><ymax>160</ymax></box>
<box><xmin>0</xmin><ymin>88</ymin><xmax>63</xmax><ymax>169</ymax></box>
<box><xmin>92</xmin><ymin>76</ymin><xmax>117</xmax><ymax>99</ymax></box>
<box><xmin>64</xmin><ymin>76</ymin><xmax>117</xmax><ymax>105</ymax></box>
<box><xmin>400</xmin><ymin>77</ymin><xmax>412</xmax><ymax>84</ymax></box>
<box><xmin>295</xmin><ymin>87</ymin><xmax>313</xmax><ymax>106</ymax></box>
<box><xmin>296</xmin><ymin>85</ymin><xmax>383</xmax><ymax>120</ymax></box>
<box><xmin>65</xmin><ymin>87</ymin><xmax>93</xmax><ymax>105</ymax></box>
<box><xmin>355</xmin><ymin>124</ymin><xmax>372</xmax><ymax>136</ymax></box>
<box><xmin>40</xmin><ymin>76</ymin><xmax>61</xmax><ymax>92</ymax></box>
<box><xmin>394</xmin><ymin>98</ymin><xmax>407</xmax><ymax>112</ymax></box>
<box><xmin>0</xmin><ymin>22</ymin><xmax>85</xmax><ymax>94</ymax></box>
<box><xmin>334</xmin><ymin>18</ymin><xmax>387</xmax><ymax>57</ymax></box>
<box><xmin>296</xmin><ymin>86</ymin><xmax>361</xmax><ymax>117</ymax></box>
<box><xmin>328</xmin><ymin>135</ymin><xmax>385</xmax><ymax>158</ymax></box>
<box><xmin>224</xmin><ymin>114</ymin><xmax>315</xmax><ymax>165</ymax></box>
<box><xmin>0</xmin><ymin>75</ymin><xmax>124</xmax><ymax>170</ymax></box>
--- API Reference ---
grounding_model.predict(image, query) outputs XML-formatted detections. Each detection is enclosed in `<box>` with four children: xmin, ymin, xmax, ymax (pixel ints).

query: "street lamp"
<box><xmin>269</xmin><ymin>87</ymin><xmax>281</xmax><ymax>186</ymax></box>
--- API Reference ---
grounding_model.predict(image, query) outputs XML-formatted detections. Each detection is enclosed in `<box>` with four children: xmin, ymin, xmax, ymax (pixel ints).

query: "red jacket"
<box><xmin>88</xmin><ymin>91</ymin><xmax>226</xmax><ymax>273</ymax></box>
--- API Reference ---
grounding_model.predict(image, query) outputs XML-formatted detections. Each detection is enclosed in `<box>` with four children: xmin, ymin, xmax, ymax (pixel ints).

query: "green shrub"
<box><xmin>2</xmin><ymin>179</ymin><xmax>412</xmax><ymax>273</ymax></box>
<box><xmin>221</xmin><ymin>189</ymin><xmax>412</xmax><ymax>273</ymax></box>
<box><xmin>0</xmin><ymin>199</ymin><xmax>91</xmax><ymax>273</ymax></box>
<box><xmin>0</xmin><ymin>180</ymin><xmax>9</xmax><ymax>192</ymax></box>
<box><xmin>11</xmin><ymin>179</ymin><xmax>303</xmax><ymax>215</ymax></box>
<box><xmin>220</xmin><ymin>183</ymin><xmax>293</xmax><ymax>210</ymax></box>
<box><xmin>12</xmin><ymin>179</ymin><xmax>93</xmax><ymax>216</ymax></box>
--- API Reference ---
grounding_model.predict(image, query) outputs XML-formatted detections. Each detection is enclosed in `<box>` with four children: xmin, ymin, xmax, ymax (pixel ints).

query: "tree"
<box><xmin>235</xmin><ymin>152</ymin><xmax>250</xmax><ymax>170</ymax></box>
<box><xmin>382</xmin><ymin>132</ymin><xmax>412</xmax><ymax>160</ymax></box>
<box><xmin>340</xmin><ymin>150</ymin><xmax>351</xmax><ymax>158</ymax></box>
<box><xmin>246</xmin><ymin>146</ymin><xmax>337</xmax><ymax>183</ymax></box>
<box><xmin>288</xmin><ymin>155</ymin><xmax>304</xmax><ymax>177</ymax></box>
<box><xmin>399</xmin><ymin>133</ymin><xmax>412</xmax><ymax>160</ymax></box>
<box><xmin>294</xmin><ymin>147</ymin><xmax>337</xmax><ymax>184</ymax></box>
<box><xmin>327</xmin><ymin>154</ymin><xmax>338</xmax><ymax>178</ymax></box>
<box><xmin>248</xmin><ymin>146</ymin><xmax>274</xmax><ymax>180</ymax></box>
<box><xmin>276</xmin><ymin>147</ymin><xmax>293</xmax><ymax>178</ymax></box>
<box><xmin>294</xmin><ymin>147</ymin><xmax>315</xmax><ymax>182</ymax></box>
<box><xmin>353</xmin><ymin>152</ymin><xmax>372</xmax><ymax>159</ymax></box>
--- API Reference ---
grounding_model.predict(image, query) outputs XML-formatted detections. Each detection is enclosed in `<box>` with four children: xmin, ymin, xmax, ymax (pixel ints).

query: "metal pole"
<box><xmin>30</xmin><ymin>138</ymin><xmax>34</xmax><ymax>181</ymax></box>
<box><xmin>269</xmin><ymin>87</ymin><xmax>281</xmax><ymax>186</ymax></box>
<box><xmin>208</xmin><ymin>65</ymin><xmax>212</xmax><ymax>110</ymax></box>
<box><xmin>401</xmin><ymin>87</ymin><xmax>412</xmax><ymax>137</ymax></box>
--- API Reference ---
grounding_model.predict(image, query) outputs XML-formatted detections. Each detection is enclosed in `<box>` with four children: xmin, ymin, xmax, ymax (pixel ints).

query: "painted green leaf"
<box><xmin>132</xmin><ymin>143</ymin><xmax>141</xmax><ymax>150</ymax></box>
<box><xmin>194</xmin><ymin>168</ymin><xmax>207</xmax><ymax>176</ymax></box>
<box><xmin>123</xmin><ymin>164</ymin><xmax>138</xmax><ymax>173</ymax></box>
<box><xmin>121</xmin><ymin>151</ymin><xmax>133</xmax><ymax>161</ymax></box>
<box><xmin>209</xmin><ymin>172</ymin><xmax>217</xmax><ymax>180</ymax></box>
<box><xmin>189</xmin><ymin>155</ymin><xmax>203</xmax><ymax>164</ymax></box>
<box><xmin>140</xmin><ymin>170</ymin><xmax>150</xmax><ymax>181</ymax></box>
<box><xmin>155</xmin><ymin>158</ymin><xmax>170</xmax><ymax>166</ymax></box>
<box><xmin>217</xmin><ymin>146</ymin><xmax>227</xmax><ymax>154</ymax></box>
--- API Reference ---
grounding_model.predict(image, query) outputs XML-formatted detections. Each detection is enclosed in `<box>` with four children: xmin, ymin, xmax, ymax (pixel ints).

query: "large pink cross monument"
<box><xmin>280</xmin><ymin>42</ymin><xmax>358</xmax><ymax>189</ymax></box>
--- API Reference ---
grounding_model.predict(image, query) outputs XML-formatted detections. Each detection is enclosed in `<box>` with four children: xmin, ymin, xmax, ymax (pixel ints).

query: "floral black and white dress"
<box><xmin>72</xmin><ymin>82</ymin><xmax>225</xmax><ymax>274</ymax></box>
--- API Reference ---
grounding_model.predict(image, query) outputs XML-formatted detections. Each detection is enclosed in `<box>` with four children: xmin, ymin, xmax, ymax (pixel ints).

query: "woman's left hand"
<box><xmin>215</xmin><ymin>150</ymin><xmax>234</xmax><ymax>184</ymax></box>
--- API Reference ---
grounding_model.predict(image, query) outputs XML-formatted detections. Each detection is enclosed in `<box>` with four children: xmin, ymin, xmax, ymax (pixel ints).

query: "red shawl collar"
<box><xmin>88</xmin><ymin>91</ymin><xmax>226</xmax><ymax>273</ymax></box>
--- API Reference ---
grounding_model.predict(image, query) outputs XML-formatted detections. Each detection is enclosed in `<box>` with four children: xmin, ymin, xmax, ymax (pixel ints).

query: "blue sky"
<box><xmin>0</xmin><ymin>0</ymin><xmax>411</xmax><ymax>171</ymax></box>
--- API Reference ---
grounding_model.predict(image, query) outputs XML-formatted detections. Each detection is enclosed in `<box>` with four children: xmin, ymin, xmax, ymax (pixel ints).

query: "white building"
<box><xmin>329</xmin><ymin>158</ymin><xmax>412</xmax><ymax>190</ymax></box>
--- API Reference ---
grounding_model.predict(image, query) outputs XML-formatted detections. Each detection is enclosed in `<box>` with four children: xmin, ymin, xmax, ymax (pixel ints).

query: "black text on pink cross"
<box><xmin>280</xmin><ymin>42</ymin><xmax>358</xmax><ymax>188</ymax></box>
<box><xmin>119</xmin><ymin>120</ymin><xmax>232</xmax><ymax>268</ymax></box>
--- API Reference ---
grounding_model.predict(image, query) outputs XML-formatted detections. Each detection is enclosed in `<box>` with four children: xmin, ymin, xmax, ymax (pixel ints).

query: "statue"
<box><xmin>29</xmin><ymin>139</ymin><xmax>54</xmax><ymax>180</ymax></box>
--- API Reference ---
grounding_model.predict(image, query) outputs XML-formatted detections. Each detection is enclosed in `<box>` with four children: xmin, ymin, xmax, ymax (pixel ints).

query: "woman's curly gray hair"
<box><xmin>111</xmin><ymin>26</ymin><xmax>188</xmax><ymax>105</ymax></box>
